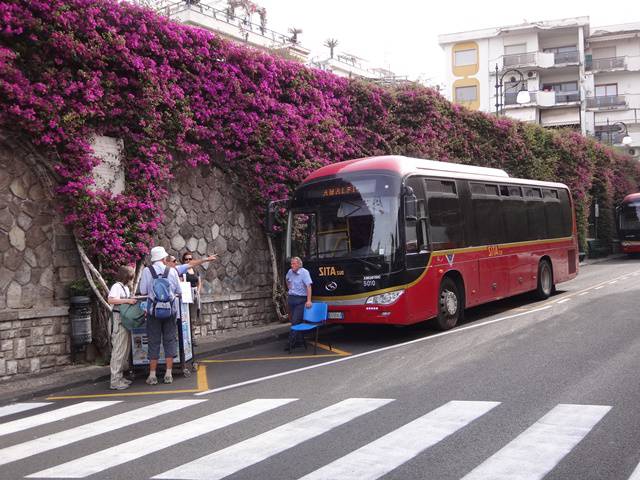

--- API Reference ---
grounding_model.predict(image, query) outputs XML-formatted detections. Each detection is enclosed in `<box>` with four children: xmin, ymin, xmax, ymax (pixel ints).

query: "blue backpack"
<box><xmin>147</xmin><ymin>266</ymin><xmax>175</xmax><ymax>319</ymax></box>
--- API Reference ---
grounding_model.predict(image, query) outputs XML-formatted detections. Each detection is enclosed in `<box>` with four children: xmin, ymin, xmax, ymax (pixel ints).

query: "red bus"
<box><xmin>617</xmin><ymin>193</ymin><xmax>640</xmax><ymax>254</ymax></box>
<box><xmin>279</xmin><ymin>156</ymin><xmax>579</xmax><ymax>330</ymax></box>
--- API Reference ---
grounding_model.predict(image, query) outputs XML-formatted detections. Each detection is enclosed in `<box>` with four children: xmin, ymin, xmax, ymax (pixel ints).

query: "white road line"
<box><xmin>578</xmin><ymin>291</ymin><xmax>590</xmax><ymax>296</ymax></box>
<box><xmin>196</xmin><ymin>305</ymin><xmax>552</xmax><ymax>396</ymax></box>
<box><xmin>0</xmin><ymin>403</ymin><xmax>50</xmax><ymax>419</ymax></box>
<box><xmin>0</xmin><ymin>401</ymin><xmax>119</xmax><ymax>437</ymax></box>
<box><xmin>154</xmin><ymin>398</ymin><xmax>394</xmax><ymax>480</ymax></box>
<box><xmin>594</xmin><ymin>286</ymin><xmax>604</xmax><ymax>290</ymax></box>
<box><xmin>299</xmin><ymin>400</ymin><xmax>500</xmax><ymax>480</ymax></box>
<box><xmin>627</xmin><ymin>460</ymin><xmax>640</xmax><ymax>480</ymax></box>
<box><xmin>609</xmin><ymin>281</ymin><xmax>618</xmax><ymax>285</ymax></box>
<box><xmin>0</xmin><ymin>399</ymin><xmax>204</xmax><ymax>466</ymax></box>
<box><xmin>27</xmin><ymin>398</ymin><xmax>295</xmax><ymax>479</ymax></box>
<box><xmin>557</xmin><ymin>298</ymin><xmax>571</xmax><ymax>304</ymax></box>
<box><xmin>461</xmin><ymin>404</ymin><xmax>611</xmax><ymax>480</ymax></box>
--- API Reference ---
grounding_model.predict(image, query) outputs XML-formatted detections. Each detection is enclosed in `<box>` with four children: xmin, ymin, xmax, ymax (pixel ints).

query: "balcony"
<box><xmin>554</xmin><ymin>51</ymin><xmax>579</xmax><ymax>65</ymax></box>
<box><xmin>586</xmin><ymin>56</ymin><xmax>626</xmax><ymax>71</ymax></box>
<box><xmin>586</xmin><ymin>95</ymin><xmax>627</xmax><ymax>109</ymax></box>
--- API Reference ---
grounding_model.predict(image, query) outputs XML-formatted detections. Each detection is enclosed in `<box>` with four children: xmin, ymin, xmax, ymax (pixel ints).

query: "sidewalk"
<box><xmin>0</xmin><ymin>322</ymin><xmax>290</xmax><ymax>404</ymax></box>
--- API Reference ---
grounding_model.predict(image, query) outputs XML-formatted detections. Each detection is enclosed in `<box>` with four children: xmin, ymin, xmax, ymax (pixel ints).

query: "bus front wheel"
<box><xmin>536</xmin><ymin>259</ymin><xmax>554</xmax><ymax>300</ymax></box>
<box><xmin>436</xmin><ymin>278</ymin><xmax>461</xmax><ymax>331</ymax></box>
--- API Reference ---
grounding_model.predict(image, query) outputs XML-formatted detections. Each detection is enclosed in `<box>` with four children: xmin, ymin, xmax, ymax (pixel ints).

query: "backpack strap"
<box><xmin>161</xmin><ymin>266</ymin><xmax>170</xmax><ymax>279</ymax></box>
<box><xmin>148</xmin><ymin>265</ymin><xmax>159</xmax><ymax>279</ymax></box>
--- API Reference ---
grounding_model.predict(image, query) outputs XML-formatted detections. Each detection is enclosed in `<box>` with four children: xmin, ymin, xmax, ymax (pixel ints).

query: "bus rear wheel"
<box><xmin>436</xmin><ymin>278</ymin><xmax>461</xmax><ymax>331</ymax></box>
<box><xmin>536</xmin><ymin>259</ymin><xmax>554</xmax><ymax>300</ymax></box>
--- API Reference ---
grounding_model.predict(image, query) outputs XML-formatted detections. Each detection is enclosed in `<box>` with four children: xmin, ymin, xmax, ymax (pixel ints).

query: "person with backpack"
<box><xmin>107</xmin><ymin>265</ymin><xmax>137</xmax><ymax>390</ymax></box>
<box><xmin>139</xmin><ymin>246</ymin><xmax>182</xmax><ymax>385</ymax></box>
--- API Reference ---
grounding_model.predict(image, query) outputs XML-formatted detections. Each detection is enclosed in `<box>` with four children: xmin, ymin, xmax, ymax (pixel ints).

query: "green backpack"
<box><xmin>119</xmin><ymin>303</ymin><xmax>146</xmax><ymax>330</ymax></box>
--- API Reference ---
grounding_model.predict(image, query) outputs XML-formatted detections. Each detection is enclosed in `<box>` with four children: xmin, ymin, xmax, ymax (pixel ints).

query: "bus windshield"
<box><xmin>287</xmin><ymin>175</ymin><xmax>401</xmax><ymax>265</ymax></box>
<box><xmin>620</xmin><ymin>201</ymin><xmax>640</xmax><ymax>231</ymax></box>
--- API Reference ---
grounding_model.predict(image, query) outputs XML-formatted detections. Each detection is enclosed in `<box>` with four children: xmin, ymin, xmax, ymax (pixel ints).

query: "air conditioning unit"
<box><xmin>526</xmin><ymin>70</ymin><xmax>537</xmax><ymax>79</ymax></box>
<box><xmin>627</xmin><ymin>147</ymin><xmax>639</xmax><ymax>159</ymax></box>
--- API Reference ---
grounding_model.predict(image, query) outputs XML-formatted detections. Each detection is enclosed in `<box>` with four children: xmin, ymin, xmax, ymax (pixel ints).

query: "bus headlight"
<box><xmin>365</xmin><ymin>290</ymin><xmax>404</xmax><ymax>305</ymax></box>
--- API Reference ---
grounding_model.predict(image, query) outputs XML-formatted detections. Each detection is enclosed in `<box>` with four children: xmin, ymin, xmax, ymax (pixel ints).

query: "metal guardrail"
<box><xmin>586</xmin><ymin>56</ymin><xmax>626</xmax><ymax>71</ymax></box>
<box><xmin>154</xmin><ymin>0</ymin><xmax>292</xmax><ymax>46</ymax></box>
<box><xmin>586</xmin><ymin>95</ymin><xmax>627</xmax><ymax>108</ymax></box>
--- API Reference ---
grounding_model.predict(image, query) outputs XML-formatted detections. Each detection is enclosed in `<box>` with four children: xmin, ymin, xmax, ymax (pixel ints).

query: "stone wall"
<box><xmin>0</xmin><ymin>136</ymin><xmax>277</xmax><ymax>381</ymax></box>
<box><xmin>155</xmin><ymin>164</ymin><xmax>276</xmax><ymax>339</ymax></box>
<box><xmin>0</xmin><ymin>140</ymin><xmax>81</xmax><ymax>379</ymax></box>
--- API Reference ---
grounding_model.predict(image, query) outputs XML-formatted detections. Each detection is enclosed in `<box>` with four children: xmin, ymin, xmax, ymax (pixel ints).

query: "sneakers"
<box><xmin>164</xmin><ymin>373</ymin><xmax>173</xmax><ymax>384</ymax></box>
<box><xmin>121</xmin><ymin>378</ymin><xmax>132</xmax><ymax>385</ymax></box>
<box><xmin>145</xmin><ymin>375</ymin><xmax>158</xmax><ymax>385</ymax></box>
<box><xmin>110</xmin><ymin>381</ymin><xmax>130</xmax><ymax>390</ymax></box>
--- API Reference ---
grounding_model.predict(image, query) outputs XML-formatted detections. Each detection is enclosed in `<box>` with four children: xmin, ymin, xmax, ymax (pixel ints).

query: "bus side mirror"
<box><xmin>266</xmin><ymin>199</ymin><xmax>289</xmax><ymax>236</ymax></box>
<box><xmin>404</xmin><ymin>188</ymin><xmax>418</xmax><ymax>221</ymax></box>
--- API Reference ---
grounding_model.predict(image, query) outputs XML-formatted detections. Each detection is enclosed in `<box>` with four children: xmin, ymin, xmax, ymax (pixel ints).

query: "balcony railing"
<box><xmin>554</xmin><ymin>92</ymin><xmax>580</xmax><ymax>103</ymax></box>
<box><xmin>586</xmin><ymin>57</ymin><xmax>626</xmax><ymax>71</ymax></box>
<box><xmin>586</xmin><ymin>95</ymin><xmax>627</xmax><ymax>108</ymax></box>
<box><xmin>503</xmin><ymin>52</ymin><xmax>537</xmax><ymax>67</ymax></box>
<box><xmin>504</xmin><ymin>92</ymin><xmax>536</xmax><ymax>105</ymax></box>
<box><xmin>554</xmin><ymin>51</ymin><xmax>579</xmax><ymax>64</ymax></box>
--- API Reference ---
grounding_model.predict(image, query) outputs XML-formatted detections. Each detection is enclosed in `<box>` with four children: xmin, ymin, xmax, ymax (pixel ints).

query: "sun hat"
<box><xmin>150</xmin><ymin>246</ymin><xmax>168</xmax><ymax>263</ymax></box>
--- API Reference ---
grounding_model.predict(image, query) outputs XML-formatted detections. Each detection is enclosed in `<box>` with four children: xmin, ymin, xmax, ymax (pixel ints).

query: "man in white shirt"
<box><xmin>139</xmin><ymin>246</ymin><xmax>181</xmax><ymax>385</ymax></box>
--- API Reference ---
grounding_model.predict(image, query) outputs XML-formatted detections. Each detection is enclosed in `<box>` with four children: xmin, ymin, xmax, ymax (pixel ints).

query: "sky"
<box><xmin>238</xmin><ymin>0</ymin><xmax>640</xmax><ymax>85</ymax></box>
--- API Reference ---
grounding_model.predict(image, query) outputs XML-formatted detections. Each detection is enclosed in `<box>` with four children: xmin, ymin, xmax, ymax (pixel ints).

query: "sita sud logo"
<box><xmin>318</xmin><ymin>266</ymin><xmax>345</xmax><ymax>276</ymax></box>
<box><xmin>488</xmin><ymin>245</ymin><xmax>503</xmax><ymax>257</ymax></box>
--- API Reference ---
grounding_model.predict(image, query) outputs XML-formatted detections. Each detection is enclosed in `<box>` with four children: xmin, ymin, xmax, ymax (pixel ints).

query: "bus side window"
<box><xmin>427</xmin><ymin>178</ymin><xmax>465</xmax><ymax>250</ymax></box>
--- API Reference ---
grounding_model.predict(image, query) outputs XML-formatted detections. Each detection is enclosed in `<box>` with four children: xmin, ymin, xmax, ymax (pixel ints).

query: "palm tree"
<box><xmin>324</xmin><ymin>38</ymin><xmax>339</xmax><ymax>59</ymax></box>
<box><xmin>288</xmin><ymin>27</ymin><xmax>302</xmax><ymax>44</ymax></box>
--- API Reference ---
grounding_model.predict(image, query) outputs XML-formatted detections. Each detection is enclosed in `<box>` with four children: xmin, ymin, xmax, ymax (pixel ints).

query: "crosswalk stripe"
<box><xmin>0</xmin><ymin>401</ymin><xmax>120</xmax><ymax>437</ymax></box>
<box><xmin>153</xmin><ymin>398</ymin><xmax>394</xmax><ymax>480</ymax></box>
<box><xmin>0</xmin><ymin>402</ymin><xmax>51</xmax><ymax>419</ymax></box>
<box><xmin>461</xmin><ymin>403</ymin><xmax>611</xmax><ymax>480</ymax></box>
<box><xmin>0</xmin><ymin>399</ymin><xmax>204</xmax><ymax>466</ymax></box>
<box><xmin>299</xmin><ymin>400</ymin><xmax>501</xmax><ymax>480</ymax></box>
<box><xmin>27</xmin><ymin>398</ymin><xmax>296</xmax><ymax>478</ymax></box>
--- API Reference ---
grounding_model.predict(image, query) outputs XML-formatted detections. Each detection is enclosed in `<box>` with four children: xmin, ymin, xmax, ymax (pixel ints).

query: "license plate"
<box><xmin>328</xmin><ymin>311</ymin><xmax>344</xmax><ymax>320</ymax></box>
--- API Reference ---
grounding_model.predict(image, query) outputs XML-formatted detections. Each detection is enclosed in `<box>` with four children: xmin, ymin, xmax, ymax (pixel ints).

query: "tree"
<box><xmin>288</xmin><ymin>27</ymin><xmax>302</xmax><ymax>44</ymax></box>
<box><xmin>324</xmin><ymin>38</ymin><xmax>339</xmax><ymax>59</ymax></box>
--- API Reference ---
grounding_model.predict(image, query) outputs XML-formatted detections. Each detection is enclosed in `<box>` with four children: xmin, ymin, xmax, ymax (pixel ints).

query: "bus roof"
<box><xmin>302</xmin><ymin>156</ymin><xmax>568</xmax><ymax>189</ymax></box>
<box><xmin>623</xmin><ymin>192</ymin><xmax>640</xmax><ymax>203</ymax></box>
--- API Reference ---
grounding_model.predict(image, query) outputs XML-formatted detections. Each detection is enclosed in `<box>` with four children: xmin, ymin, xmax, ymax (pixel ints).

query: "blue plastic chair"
<box><xmin>290</xmin><ymin>302</ymin><xmax>330</xmax><ymax>354</ymax></box>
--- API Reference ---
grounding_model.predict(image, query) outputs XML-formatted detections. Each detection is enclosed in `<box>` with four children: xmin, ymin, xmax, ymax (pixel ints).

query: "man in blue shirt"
<box><xmin>285</xmin><ymin>256</ymin><xmax>313</xmax><ymax>351</ymax></box>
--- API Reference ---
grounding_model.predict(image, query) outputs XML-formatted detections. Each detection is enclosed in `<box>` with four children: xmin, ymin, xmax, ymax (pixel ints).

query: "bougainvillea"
<box><xmin>1</xmin><ymin>0</ymin><xmax>639</xmax><ymax>272</ymax></box>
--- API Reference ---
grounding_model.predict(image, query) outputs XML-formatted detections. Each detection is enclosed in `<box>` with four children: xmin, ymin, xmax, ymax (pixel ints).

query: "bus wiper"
<box><xmin>352</xmin><ymin>256</ymin><xmax>383</xmax><ymax>270</ymax></box>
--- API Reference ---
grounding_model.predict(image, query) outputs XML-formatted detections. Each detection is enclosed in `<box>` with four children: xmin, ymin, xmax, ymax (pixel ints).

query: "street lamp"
<box><xmin>606</xmin><ymin>120</ymin><xmax>633</xmax><ymax>146</ymax></box>
<box><xmin>494</xmin><ymin>64</ymin><xmax>531</xmax><ymax>116</ymax></box>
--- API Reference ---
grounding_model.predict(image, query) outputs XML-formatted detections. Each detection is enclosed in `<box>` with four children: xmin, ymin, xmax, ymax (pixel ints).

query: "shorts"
<box><xmin>146</xmin><ymin>314</ymin><xmax>177</xmax><ymax>360</ymax></box>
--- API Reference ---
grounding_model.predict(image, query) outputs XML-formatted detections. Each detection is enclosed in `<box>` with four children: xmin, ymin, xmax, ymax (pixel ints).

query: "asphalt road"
<box><xmin>2</xmin><ymin>256</ymin><xmax>640</xmax><ymax>479</ymax></box>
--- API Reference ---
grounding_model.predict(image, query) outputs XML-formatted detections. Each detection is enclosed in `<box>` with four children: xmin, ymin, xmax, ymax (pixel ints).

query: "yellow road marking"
<box><xmin>309</xmin><ymin>341</ymin><xmax>350</xmax><ymax>356</ymax></box>
<box><xmin>201</xmin><ymin>342</ymin><xmax>351</xmax><ymax>363</ymax></box>
<box><xmin>47</xmin><ymin>365</ymin><xmax>209</xmax><ymax>400</ymax></box>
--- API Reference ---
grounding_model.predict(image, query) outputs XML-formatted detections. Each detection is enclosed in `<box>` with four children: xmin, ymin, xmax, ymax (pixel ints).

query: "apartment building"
<box><xmin>438</xmin><ymin>18</ymin><xmax>640</xmax><ymax>158</ymax></box>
